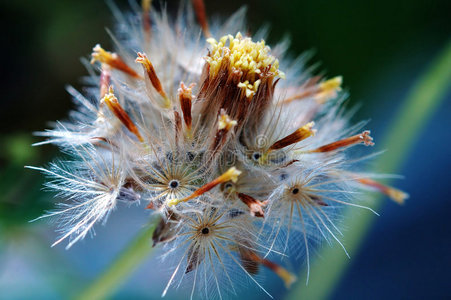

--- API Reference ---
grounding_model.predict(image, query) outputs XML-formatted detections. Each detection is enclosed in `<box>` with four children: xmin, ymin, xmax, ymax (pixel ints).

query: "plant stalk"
<box><xmin>75</xmin><ymin>220</ymin><xmax>159</xmax><ymax>300</ymax></box>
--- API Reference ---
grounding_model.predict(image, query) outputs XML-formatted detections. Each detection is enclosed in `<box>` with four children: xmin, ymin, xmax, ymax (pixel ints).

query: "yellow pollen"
<box><xmin>91</xmin><ymin>44</ymin><xmax>114</xmax><ymax>65</ymax></box>
<box><xmin>219</xmin><ymin>167</ymin><xmax>242</xmax><ymax>183</ymax></box>
<box><xmin>297</xmin><ymin>121</ymin><xmax>316</xmax><ymax>139</ymax></box>
<box><xmin>276</xmin><ymin>268</ymin><xmax>297</xmax><ymax>288</ymax></box>
<box><xmin>218</xmin><ymin>113</ymin><xmax>237</xmax><ymax>131</ymax></box>
<box><xmin>166</xmin><ymin>198</ymin><xmax>180</xmax><ymax>207</ymax></box>
<box><xmin>386</xmin><ymin>188</ymin><xmax>409</xmax><ymax>205</ymax></box>
<box><xmin>205</xmin><ymin>33</ymin><xmax>284</xmax><ymax>98</ymax></box>
<box><xmin>142</xmin><ymin>0</ymin><xmax>151</xmax><ymax>12</ymax></box>
<box><xmin>91</xmin><ymin>44</ymin><xmax>140</xmax><ymax>78</ymax></box>
<box><xmin>315</xmin><ymin>76</ymin><xmax>343</xmax><ymax>103</ymax></box>
<box><xmin>237</xmin><ymin>80</ymin><xmax>261</xmax><ymax>99</ymax></box>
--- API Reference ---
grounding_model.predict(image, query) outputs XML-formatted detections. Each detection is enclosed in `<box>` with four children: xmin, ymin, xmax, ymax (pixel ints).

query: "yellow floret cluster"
<box><xmin>206</xmin><ymin>32</ymin><xmax>285</xmax><ymax>98</ymax></box>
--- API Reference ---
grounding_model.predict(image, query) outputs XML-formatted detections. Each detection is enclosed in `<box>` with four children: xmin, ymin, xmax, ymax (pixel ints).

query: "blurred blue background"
<box><xmin>0</xmin><ymin>0</ymin><xmax>449</xmax><ymax>299</ymax></box>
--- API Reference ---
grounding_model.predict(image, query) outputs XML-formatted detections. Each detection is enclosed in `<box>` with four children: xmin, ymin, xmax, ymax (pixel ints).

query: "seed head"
<box><xmin>30</xmin><ymin>0</ymin><xmax>407</xmax><ymax>297</ymax></box>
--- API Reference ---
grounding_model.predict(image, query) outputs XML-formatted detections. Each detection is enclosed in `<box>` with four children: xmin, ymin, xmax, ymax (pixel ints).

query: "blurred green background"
<box><xmin>0</xmin><ymin>0</ymin><xmax>450</xmax><ymax>299</ymax></box>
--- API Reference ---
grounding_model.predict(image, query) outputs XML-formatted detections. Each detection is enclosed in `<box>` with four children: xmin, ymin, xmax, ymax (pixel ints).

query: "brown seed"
<box><xmin>268</xmin><ymin>122</ymin><xmax>315</xmax><ymax>151</ymax></box>
<box><xmin>136</xmin><ymin>52</ymin><xmax>170</xmax><ymax>107</ymax></box>
<box><xmin>191</xmin><ymin>0</ymin><xmax>211</xmax><ymax>37</ymax></box>
<box><xmin>357</xmin><ymin>177</ymin><xmax>408</xmax><ymax>204</ymax></box>
<box><xmin>91</xmin><ymin>45</ymin><xmax>140</xmax><ymax>78</ymax></box>
<box><xmin>101</xmin><ymin>86</ymin><xmax>144</xmax><ymax>142</ymax></box>
<box><xmin>237</xmin><ymin>193</ymin><xmax>268</xmax><ymax>218</ymax></box>
<box><xmin>168</xmin><ymin>167</ymin><xmax>241</xmax><ymax>206</ymax></box>
<box><xmin>178</xmin><ymin>82</ymin><xmax>195</xmax><ymax>131</ymax></box>
<box><xmin>141</xmin><ymin>0</ymin><xmax>152</xmax><ymax>39</ymax></box>
<box><xmin>309</xmin><ymin>130</ymin><xmax>374</xmax><ymax>153</ymax></box>
<box><xmin>99</xmin><ymin>64</ymin><xmax>111</xmax><ymax>99</ymax></box>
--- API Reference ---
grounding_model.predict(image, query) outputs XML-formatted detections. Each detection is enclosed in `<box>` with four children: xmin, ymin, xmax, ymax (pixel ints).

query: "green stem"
<box><xmin>75</xmin><ymin>220</ymin><xmax>159</xmax><ymax>300</ymax></box>
<box><xmin>287</xmin><ymin>41</ymin><xmax>451</xmax><ymax>300</ymax></box>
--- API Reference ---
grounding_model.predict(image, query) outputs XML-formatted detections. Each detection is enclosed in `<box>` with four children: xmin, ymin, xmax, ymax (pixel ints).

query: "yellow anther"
<box><xmin>220</xmin><ymin>167</ymin><xmax>242</xmax><ymax>183</ymax></box>
<box><xmin>276</xmin><ymin>268</ymin><xmax>297</xmax><ymax>289</ymax></box>
<box><xmin>206</xmin><ymin>33</ymin><xmax>284</xmax><ymax>83</ymax></box>
<box><xmin>166</xmin><ymin>198</ymin><xmax>180</xmax><ymax>207</ymax></box>
<box><xmin>320</xmin><ymin>76</ymin><xmax>342</xmax><ymax>91</ymax></box>
<box><xmin>91</xmin><ymin>45</ymin><xmax>140</xmax><ymax>78</ymax></box>
<box><xmin>218</xmin><ymin>113</ymin><xmax>237</xmax><ymax>131</ymax></box>
<box><xmin>386</xmin><ymin>188</ymin><xmax>409</xmax><ymax>205</ymax></box>
<box><xmin>315</xmin><ymin>76</ymin><xmax>343</xmax><ymax>103</ymax></box>
<box><xmin>238</xmin><ymin>79</ymin><xmax>261</xmax><ymax>99</ymax></box>
<box><xmin>297</xmin><ymin>121</ymin><xmax>316</xmax><ymax>139</ymax></box>
<box><xmin>142</xmin><ymin>0</ymin><xmax>151</xmax><ymax>12</ymax></box>
<box><xmin>91</xmin><ymin>45</ymin><xmax>114</xmax><ymax>65</ymax></box>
